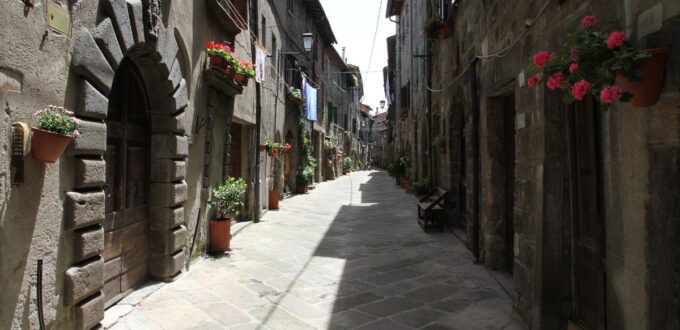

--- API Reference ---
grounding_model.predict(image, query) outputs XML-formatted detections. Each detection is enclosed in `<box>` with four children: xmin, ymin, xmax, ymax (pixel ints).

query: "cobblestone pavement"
<box><xmin>107</xmin><ymin>171</ymin><xmax>524</xmax><ymax>330</ymax></box>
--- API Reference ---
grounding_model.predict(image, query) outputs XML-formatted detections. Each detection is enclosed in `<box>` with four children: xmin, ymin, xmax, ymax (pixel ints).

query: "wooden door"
<box><xmin>568</xmin><ymin>98</ymin><xmax>606</xmax><ymax>330</ymax></box>
<box><xmin>504</xmin><ymin>95</ymin><xmax>516</xmax><ymax>273</ymax></box>
<box><xmin>103</xmin><ymin>61</ymin><xmax>150</xmax><ymax>308</ymax></box>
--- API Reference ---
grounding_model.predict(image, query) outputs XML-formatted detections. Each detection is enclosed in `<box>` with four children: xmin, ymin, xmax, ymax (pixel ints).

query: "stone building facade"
<box><xmin>385</xmin><ymin>0</ymin><xmax>679</xmax><ymax>329</ymax></box>
<box><xmin>0</xmin><ymin>0</ymin><xmax>362</xmax><ymax>329</ymax></box>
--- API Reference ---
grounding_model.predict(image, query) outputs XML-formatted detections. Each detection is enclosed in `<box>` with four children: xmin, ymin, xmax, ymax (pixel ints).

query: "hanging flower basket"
<box><xmin>615</xmin><ymin>48</ymin><xmax>671</xmax><ymax>108</ymax></box>
<box><xmin>32</xmin><ymin>128</ymin><xmax>73</xmax><ymax>163</ymax></box>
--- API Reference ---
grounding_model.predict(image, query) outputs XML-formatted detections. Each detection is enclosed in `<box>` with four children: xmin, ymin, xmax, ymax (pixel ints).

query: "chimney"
<box><xmin>342</xmin><ymin>47</ymin><xmax>346</xmax><ymax>63</ymax></box>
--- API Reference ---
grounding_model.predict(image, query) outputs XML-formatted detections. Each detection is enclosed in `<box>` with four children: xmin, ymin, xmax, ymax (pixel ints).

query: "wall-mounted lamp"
<box><xmin>379</xmin><ymin>100</ymin><xmax>386</xmax><ymax>110</ymax></box>
<box><xmin>280</xmin><ymin>32</ymin><xmax>315</xmax><ymax>55</ymax></box>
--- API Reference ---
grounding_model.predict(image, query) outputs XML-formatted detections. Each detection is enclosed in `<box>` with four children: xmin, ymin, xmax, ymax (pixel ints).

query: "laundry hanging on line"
<box><xmin>303</xmin><ymin>76</ymin><xmax>318</xmax><ymax>121</ymax></box>
<box><xmin>255</xmin><ymin>46</ymin><xmax>268</xmax><ymax>83</ymax></box>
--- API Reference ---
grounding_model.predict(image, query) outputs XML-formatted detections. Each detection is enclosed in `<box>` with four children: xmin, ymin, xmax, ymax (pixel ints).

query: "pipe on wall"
<box><xmin>470</xmin><ymin>56</ymin><xmax>481</xmax><ymax>263</ymax></box>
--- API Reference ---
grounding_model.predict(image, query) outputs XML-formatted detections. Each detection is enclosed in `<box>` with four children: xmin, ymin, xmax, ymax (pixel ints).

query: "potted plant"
<box><xmin>287</xmin><ymin>87</ymin><xmax>302</xmax><ymax>104</ymax></box>
<box><xmin>296</xmin><ymin>132</ymin><xmax>316</xmax><ymax>193</ymax></box>
<box><xmin>207</xmin><ymin>41</ymin><xmax>234</xmax><ymax>72</ymax></box>
<box><xmin>32</xmin><ymin>105</ymin><xmax>79</xmax><ymax>163</ymax></box>
<box><xmin>525</xmin><ymin>14</ymin><xmax>668</xmax><ymax>108</ymax></box>
<box><xmin>356</xmin><ymin>160</ymin><xmax>363</xmax><ymax>171</ymax></box>
<box><xmin>264</xmin><ymin>140</ymin><xmax>291</xmax><ymax>209</ymax></box>
<box><xmin>413</xmin><ymin>177</ymin><xmax>431</xmax><ymax>197</ymax></box>
<box><xmin>388</xmin><ymin>160</ymin><xmax>405</xmax><ymax>185</ymax></box>
<box><xmin>208</xmin><ymin>177</ymin><xmax>247</xmax><ymax>253</ymax></box>
<box><xmin>342</xmin><ymin>157</ymin><xmax>353</xmax><ymax>175</ymax></box>
<box><xmin>423</xmin><ymin>16</ymin><xmax>443</xmax><ymax>41</ymax></box>
<box><xmin>235</xmin><ymin>61</ymin><xmax>255</xmax><ymax>86</ymax></box>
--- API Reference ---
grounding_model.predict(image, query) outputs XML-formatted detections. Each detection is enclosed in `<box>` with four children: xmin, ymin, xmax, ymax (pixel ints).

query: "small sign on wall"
<box><xmin>12</xmin><ymin>122</ymin><xmax>29</xmax><ymax>184</ymax></box>
<box><xmin>48</xmin><ymin>1</ymin><xmax>71</xmax><ymax>37</ymax></box>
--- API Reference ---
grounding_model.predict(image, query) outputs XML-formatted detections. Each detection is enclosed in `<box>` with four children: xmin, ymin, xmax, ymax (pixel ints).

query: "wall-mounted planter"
<box><xmin>31</xmin><ymin>128</ymin><xmax>73</xmax><ymax>163</ymax></box>
<box><xmin>616</xmin><ymin>48</ymin><xmax>671</xmax><ymax>108</ymax></box>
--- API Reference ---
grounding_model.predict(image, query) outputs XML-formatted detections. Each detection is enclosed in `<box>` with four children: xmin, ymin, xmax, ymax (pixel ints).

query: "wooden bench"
<box><xmin>418</xmin><ymin>187</ymin><xmax>448</xmax><ymax>232</ymax></box>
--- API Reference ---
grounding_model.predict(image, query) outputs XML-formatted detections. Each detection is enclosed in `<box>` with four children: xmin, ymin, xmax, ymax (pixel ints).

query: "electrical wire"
<box><xmin>426</xmin><ymin>0</ymin><xmax>551</xmax><ymax>93</ymax></box>
<box><xmin>366</xmin><ymin>0</ymin><xmax>385</xmax><ymax>79</ymax></box>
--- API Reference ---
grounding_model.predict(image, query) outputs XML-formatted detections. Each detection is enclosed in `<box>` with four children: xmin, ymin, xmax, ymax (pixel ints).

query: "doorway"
<box><xmin>229</xmin><ymin>123</ymin><xmax>243</xmax><ymax>179</ymax></box>
<box><xmin>103</xmin><ymin>60</ymin><xmax>151</xmax><ymax>308</ymax></box>
<box><xmin>568</xmin><ymin>98</ymin><xmax>606</xmax><ymax>330</ymax></box>
<box><xmin>503</xmin><ymin>95</ymin><xmax>515</xmax><ymax>273</ymax></box>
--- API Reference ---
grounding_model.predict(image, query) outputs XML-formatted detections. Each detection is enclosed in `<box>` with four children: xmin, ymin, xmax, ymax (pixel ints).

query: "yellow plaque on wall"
<box><xmin>47</xmin><ymin>1</ymin><xmax>71</xmax><ymax>37</ymax></box>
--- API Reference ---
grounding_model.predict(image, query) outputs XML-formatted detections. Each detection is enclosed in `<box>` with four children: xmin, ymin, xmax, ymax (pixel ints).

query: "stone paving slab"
<box><xmin>107</xmin><ymin>171</ymin><xmax>525</xmax><ymax>329</ymax></box>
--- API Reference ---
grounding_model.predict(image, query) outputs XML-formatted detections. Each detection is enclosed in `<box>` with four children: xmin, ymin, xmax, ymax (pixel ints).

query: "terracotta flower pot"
<box><xmin>296</xmin><ymin>185</ymin><xmax>308</xmax><ymax>194</ymax></box>
<box><xmin>269</xmin><ymin>190</ymin><xmax>280</xmax><ymax>209</ymax></box>
<box><xmin>209</xmin><ymin>217</ymin><xmax>232</xmax><ymax>253</ymax></box>
<box><xmin>31</xmin><ymin>127</ymin><xmax>73</xmax><ymax>163</ymax></box>
<box><xmin>233</xmin><ymin>72</ymin><xmax>245</xmax><ymax>84</ymax></box>
<box><xmin>237</xmin><ymin>75</ymin><xmax>250</xmax><ymax>86</ymax></box>
<box><xmin>209</xmin><ymin>55</ymin><xmax>225</xmax><ymax>69</ymax></box>
<box><xmin>616</xmin><ymin>48</ymin><xmax>671</xmax><ymax>108</ymax></box>
<box><xmin>224</xmin><ymin>66</ymin><xmax>236</xmax><ymax>79</ymax></box>
<box><xmin>404</xmin><ymin>179</ymin><xmax>412</xmax><ymax>193</ymax></box>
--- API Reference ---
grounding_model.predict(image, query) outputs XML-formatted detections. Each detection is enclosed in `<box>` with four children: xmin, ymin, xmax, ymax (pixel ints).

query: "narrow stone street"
<box><xmin>107</xmin><ymin>171</ymin><xmax>522</xmax><ymax>330</ymax></box>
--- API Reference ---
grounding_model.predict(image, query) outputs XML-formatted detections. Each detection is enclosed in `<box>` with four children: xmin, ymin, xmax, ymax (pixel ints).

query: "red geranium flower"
<box><xmin>607</xmin><ymin>31</ymin><xmax>627</xmax><ymax>49</ymax></box>
<box><xmin>599</xmin><ymin>85</ymin><xmax>623</xmax><ymax>104</ymax></box>
<box><xmin>580</xmin><ymin>15</ymin><xmax>597</xmax><ymax>27</ymax></box>
<box><xmin>569</xmin><ymin>63</ymin><xmax>579</xmax><ymax>73</ymax></box>
<box><xmin>533</xmin><ymin>51</ymin><xmax>552</xmax><ymax>68</ymax></box>
<box><xmin>571</xmin><ymin>80</ymin><xmax>590</xmax><ymax>100</ymax></box>
<box><xmin>527</xmin><ymin>75</ymin><xmax>541</xmax><ymax>88</ymax></box>
<box><xmin>546</xmin><ymin>72</ymin><xmax>563</xmax><ymax>90</ymax></box>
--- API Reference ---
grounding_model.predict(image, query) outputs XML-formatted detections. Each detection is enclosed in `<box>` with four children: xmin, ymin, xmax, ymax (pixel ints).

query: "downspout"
<box><xmin>426</xmin><ymin>37</ymin><xmax>433</xmax><ymax>189</ymax></box>
<box><xmin>251</xmin><ymin>0</ymin><xmax>262</xmax><ymax>222</ymax></box>
<box><xmin>470</xmin><ymin>56</ymin><xmax>481</xmax><ymax>263</ymax></box>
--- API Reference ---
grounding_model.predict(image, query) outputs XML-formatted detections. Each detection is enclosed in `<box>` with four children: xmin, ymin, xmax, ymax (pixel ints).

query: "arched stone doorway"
<box><xmin>64</xmin><ymin>0</ymin><xmax>188</xmax><ymax>327</ymax></box>
<box><xmin>103</xmin><ymin>59</ymin><xmax>152</xmax><ymax>307</ymax></box>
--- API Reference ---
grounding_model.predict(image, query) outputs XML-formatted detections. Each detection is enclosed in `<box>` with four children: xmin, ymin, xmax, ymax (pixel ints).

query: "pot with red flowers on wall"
<box><xmin>265</xmin><ymin>140</ymin><xmax>292</xmax><ymax>209</ymax></box>
<box><xmin>208</xmin><ymin>177</ymin><xmax>247</xmax><ymax>253</ymax></box>
<box><xmin>525</xmin><ymin>14</ymin><xmax>669</xmax><ymax>108</ymax></box>
<box><xmin>31</xmin><ymin>105</ymin><xmax>79</xmax><ymax>163</ymax></box>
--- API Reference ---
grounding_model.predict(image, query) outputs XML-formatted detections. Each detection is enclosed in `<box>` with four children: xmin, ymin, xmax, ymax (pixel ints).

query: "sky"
<box><xmin>319</xmin><ymin>0</ymin><xmax>396</xmax><ymax>115</ymax></box>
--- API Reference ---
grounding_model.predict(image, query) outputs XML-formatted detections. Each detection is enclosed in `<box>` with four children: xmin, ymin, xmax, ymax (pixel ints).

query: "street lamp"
<box><xmin>280</xmin><ymin>32</ymin><xmax>315</xmax><ymax>55</ymax></box>
<box><xmin>379</xmin><ymin>100</ymin><xmax>386</xmax><ymax>110</ymax></box>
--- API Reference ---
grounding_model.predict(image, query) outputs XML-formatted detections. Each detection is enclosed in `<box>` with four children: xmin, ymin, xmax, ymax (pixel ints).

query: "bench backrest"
<box><xmin>420</xmin><ymin>187</ymin><xmax>448</xmax><ymax>206</ymax></box>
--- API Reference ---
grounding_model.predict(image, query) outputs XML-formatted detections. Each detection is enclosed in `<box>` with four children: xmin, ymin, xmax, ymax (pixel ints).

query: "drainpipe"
<box><xmin>426</xmin><ymin>37</ymin><xmax>434</xmax><ymax>190</ymax></box>
<box><xmin>470</xmin><ymin>56</ymin><xmax>481</xmax><ymax>263</ymax></box>
<box><xmin>251</xmin><ymin>0</ymin><xmax>262</xmax><ymax>222</ymax></box>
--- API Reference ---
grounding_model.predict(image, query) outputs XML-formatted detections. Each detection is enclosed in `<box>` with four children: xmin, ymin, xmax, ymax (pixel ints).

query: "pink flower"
<box><xmin>533</xmin><ymin>51</ymin><xmax>552</xmax><ymax>68</ymax></box>
<box><xmin>527</xmin><ymin>75</ymin><xmax>541</xmax><ymax>88</ymax></box>
<box><xmin>569</xmin><ymin>63</ymin><xmax>579</xmax><ymax>73</ymax></box>
<box><xmin>580</xmin><ymin>15</ymin><xmax>598</xmax><ymax>27</ymax></box>
<box><xmin>546</xmin><ymin>72</ymin><xmax>564</xmax><ymax>90</ymax></box>
<box><xmin>599</xmin><ymin>85</ymin><xmax>623</xmax><ymax>104</ymax></box>
<box><xmin>570</xmin><ymin>48</ymin><xmax>580</xmax><ymax>61</ymax></box>
<box><xmin>571</xmin><ymin>80</ymin><xmax>590</xmax><ymax>100</ymax></box>
<box><xmin>607</xmin><ymin>31</ymin><xmax>627</xmax><ymax>49</ymax></box>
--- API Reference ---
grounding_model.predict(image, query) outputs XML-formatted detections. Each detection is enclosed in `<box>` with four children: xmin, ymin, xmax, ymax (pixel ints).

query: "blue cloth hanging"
<box><xmin>304</xmin><ymin>79</ymin><xmax>318</xmax><ymax>121</ymax></box>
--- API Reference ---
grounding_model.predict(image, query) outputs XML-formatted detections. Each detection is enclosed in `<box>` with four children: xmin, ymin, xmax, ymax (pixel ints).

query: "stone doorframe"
<box><xmin>63</xmin><ymin>0</ymin><xmax>188</xmax><ymax>328</ymax></box>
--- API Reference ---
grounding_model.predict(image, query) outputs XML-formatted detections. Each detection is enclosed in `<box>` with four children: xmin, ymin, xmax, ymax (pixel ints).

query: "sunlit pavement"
<box><xmin>106</xmin><ymin>170</ymin><xmax>524</xmax><ymax>329</ymax></box>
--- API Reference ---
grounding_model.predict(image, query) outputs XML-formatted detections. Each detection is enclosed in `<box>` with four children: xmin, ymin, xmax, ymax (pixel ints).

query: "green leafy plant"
<box><xmin>413</xmin><ymin>177</ymin><xmax>431</xmax><ymax>196</ymax></box>
<box><xmin>323</xmin><ymin>138</ymin><xmax>337</xmax><ymax>151</ymax></box>
<box><xmin>264</xmin><ymin>140</ymin><xmax>292</xmax><ymax>158</ymax></box>
<box><xmin>423</xmin><ymin>16</ymin><xmax>443</xmax><ymax>40</ymax></box>
<box><xmin>296</xmin><ymin>132</ymin><xmax>316</xmax><ymax>186</ymax></box>
<box><xmin>288</xmin><ymin>87</ymin><xmax>302</xmax><ymax>100</ymax></box>
<box><xmin>34</xmin><ymin>105</ymin><xmax>79</xmax><ymax>136</ymax></box>
<box><xmin>209</xmin><ymin>177</ymin><xmax>247</xmax><ymax>218</ymax></box>
<box><xmin>343</xmin><ymin>157</ymin><xmax>353</xmax><ymax>171</ymax></box>
<box><xmin>206</xmin><ymin>41</ymin><xmax>234</xmax><ymax>63</ymax></box>
<box><xmin>356</xmin><ymin>160</ymin><xmax>363</xmax><ymax>170</ymax></box>
<box><xmin>388</xmin><ymin>159</ymin><xmax>405</xmax><ymax>177</ymax></box>
<box><xmin>525</xmin><ymin>14</ymin><xmax>650</xmax><ymax>107</ymax></box>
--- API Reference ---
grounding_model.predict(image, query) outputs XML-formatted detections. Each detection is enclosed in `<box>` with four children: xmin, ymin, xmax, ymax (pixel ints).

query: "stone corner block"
<box><xmin>65</xmin><ymin>258</ymin><xmax>104</xmax><ymax>306</ymax></box>
<box><xmin>74</xmin><ymin>159</ymin><xmax>106</xmax><ymax>189</ymax></box>
<box><xmin>151</xmin><ymin>134</ymin><xmax>188</xmax><ymax>159</ymax></box>
<box><xmin>74</xmin><ymin>292</ymin><xmax>104</xmax><ymax>330</ymax></box>
<box><xmin>126</xmin><ymin>0</ymin><xmax>145</xmax><ymax>45</ymax></box>
<box><xmin>152</xmin><ymin>111</ymin><xmax>188</xmax><ymax>135</ymax></box>
<box><xmin>151</xmin><ymin>159</ymin><xmax>186</xmax><ymax>182</ymax></box>
<box><xmin>76</xmin><ymin>80</ymin><xmax>109</xmax><ymax>121</ymax></box>
<box><xmin>73</xmin><ymin>226</ymin><xmax>105</xmax><ymax>262</ymax></box>
<box><xmin>149</xmin><ymin>250</ymin><xmax>185</xmax><ymax>279</ymax></box>
<box><xmin>150</xmin><ymin>226</ymin><xmax>188</xmax><ymax>254</ymax></box>
<box><xmin>102</xmin><ymin>0</ymin><xmax>135</xmax><ymax>52</ymax></box>
<box><xmin>92</xmin><ymin>17</ymin><xmax>124</xmax><ymax>70</ymax></box>
<box><xmin>150</xmin><ymin>182</ymin><xmax>187</xmax><ymax>207</ymax></box>
<box><xmin>65</xmin><ymin>191</ymin><xmax>105</xmax><ymax>230</ymax></box>
<box><xmin>71</xmin><ymin>27</ymin><xmax>114</xmax><ymax>96</ymax></box>
<box><xmin>70</xmin><ymin>121</ymin><xmax>107</xmax><ymax>156</ymax></box>
<box><xmin>149</xmin><ymin>207</ymin><xmax>185</xmax><ymax>230</ymax></box>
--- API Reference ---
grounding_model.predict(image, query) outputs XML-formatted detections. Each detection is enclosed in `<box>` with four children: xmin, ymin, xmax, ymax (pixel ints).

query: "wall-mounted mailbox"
<box><xmin>12</xmin><ymin>122</ymin><xmax>29</xmax><ymax>184</ymax></box>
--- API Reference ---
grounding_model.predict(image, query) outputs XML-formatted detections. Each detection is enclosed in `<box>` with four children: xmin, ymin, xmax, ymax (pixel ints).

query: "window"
<box><xmin>271</xmin><ymin>35</ymin><xmax>277</xmax><ymax>75</ymax></box>
<box><xmin>261</xmin><ymin>16</ymin><xmax>267</xmax><ymax>47</ymax></box>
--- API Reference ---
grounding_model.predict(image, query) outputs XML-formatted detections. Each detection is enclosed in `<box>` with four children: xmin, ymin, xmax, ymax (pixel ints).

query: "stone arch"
<box><xmin>64</xmin><ymin>0</ymin><xmax>188</xmax><ymax>328</ymax></box>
